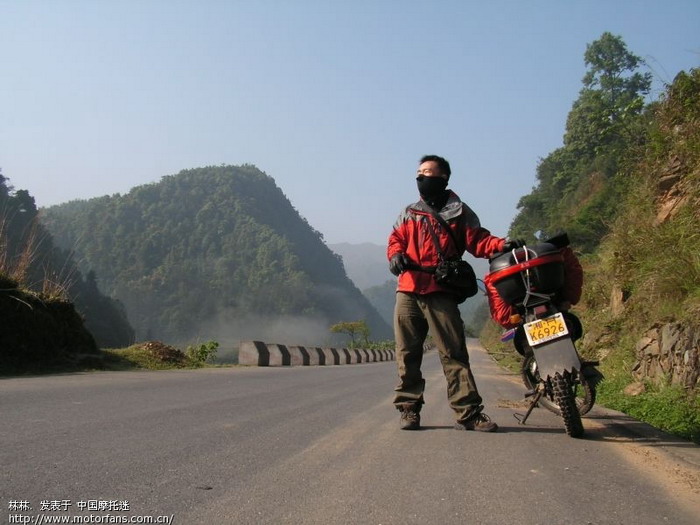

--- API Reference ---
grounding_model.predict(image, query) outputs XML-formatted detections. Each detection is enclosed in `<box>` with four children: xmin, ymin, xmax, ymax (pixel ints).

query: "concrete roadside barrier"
<box><xmin>267</xmin><ymin>344</ymin><xmax>290</xmax><ymax>366</ymax></box>
<box><xmin>238</xmin><ymin>340</ymin><xmax>396</xmax><ymax>367</ymax></box>
<box><xmin>302</xmin><ymin>346</ymin><xmax>319</xmax><ymax>366</ymax></box>
<box><xmin>311</xmin><ymin>347</ymin><xmax>325</xmax><ymax>365</ymax></box>
<box><xmin>342</xmin><ymin>348</ymin><xmax>357</xmax><ymax>364</ymax></box>
<box><xmin>287</xmin><ymin>345</ymin><xmax>307</xmax><ymax>366</ymax></box>
<box><xmin>323</xmin><ymin>347</ymin><xmax>340</xmax><ymax>365</ymax></box>
<box><xmin>238</xmin><ymin>341</ymin><xmax>270</xmax><ymax>366</ymax></box>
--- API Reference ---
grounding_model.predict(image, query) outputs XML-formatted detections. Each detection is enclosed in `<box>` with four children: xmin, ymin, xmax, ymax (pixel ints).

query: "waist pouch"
<box><xmin>433</xmin><ymin>259</ymin><xmax>478</xmax><ymax>303</ymax></box>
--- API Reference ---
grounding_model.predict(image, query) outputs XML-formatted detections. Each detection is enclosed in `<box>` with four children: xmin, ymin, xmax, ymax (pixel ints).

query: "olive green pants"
<box><xmin>393</xmin><ymin>291</ymin><xmax>482</xmax><ymax>422</ymax></box>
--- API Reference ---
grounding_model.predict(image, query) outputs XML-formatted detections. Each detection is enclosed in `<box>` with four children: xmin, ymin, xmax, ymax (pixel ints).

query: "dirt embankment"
<box><xmin>0</xmin><ymin>275</ymin><xmax>97</xmax><ymax>374</ymax></box>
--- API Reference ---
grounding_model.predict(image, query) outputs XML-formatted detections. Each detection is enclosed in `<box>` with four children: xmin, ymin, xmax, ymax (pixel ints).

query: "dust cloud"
<box><xmin>192</xmin><ymin>309</ymin><xmax>345</xmax><ymax>362</ymax></box>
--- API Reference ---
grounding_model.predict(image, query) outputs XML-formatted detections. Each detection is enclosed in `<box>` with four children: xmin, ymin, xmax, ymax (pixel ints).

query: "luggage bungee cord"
<box><xmin>512</xmin><ymin>244</ymin><xmax>550</xmax><ymax>308</ymax></box>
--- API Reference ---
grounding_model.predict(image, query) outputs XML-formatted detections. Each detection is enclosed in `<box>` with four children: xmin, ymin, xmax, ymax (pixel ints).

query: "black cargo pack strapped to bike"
<box><xmin>488</xmin><ymin>242</ymin><xmax>565</xmax><ymax>306</ymax></box>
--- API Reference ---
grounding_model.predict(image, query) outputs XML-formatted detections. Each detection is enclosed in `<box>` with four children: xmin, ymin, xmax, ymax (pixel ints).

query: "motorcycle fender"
<box><xmin>531</xmin><ymin>337</ymin><xmax>581</xmax><ymax>380</ymax></box>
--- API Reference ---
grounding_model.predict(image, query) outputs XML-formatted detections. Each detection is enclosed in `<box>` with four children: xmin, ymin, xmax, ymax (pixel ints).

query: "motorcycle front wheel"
<box><xmin>520</xmin><ymin>354</ymin><xmax>596</xmax><ymax>415</ymax></box>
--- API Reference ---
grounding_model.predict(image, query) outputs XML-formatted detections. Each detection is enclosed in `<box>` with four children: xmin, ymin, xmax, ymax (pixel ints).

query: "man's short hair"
<box><xmin>419</xmin><ymin>155</ymin><xmax>451</xmax><ymax>178</ymax></box>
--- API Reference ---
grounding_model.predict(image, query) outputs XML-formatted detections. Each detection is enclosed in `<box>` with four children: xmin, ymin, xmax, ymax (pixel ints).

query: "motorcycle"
<box><xmin>485</xmin><ymin>235</ymin><xmax>603</xmax><ymax>438</ymax></box>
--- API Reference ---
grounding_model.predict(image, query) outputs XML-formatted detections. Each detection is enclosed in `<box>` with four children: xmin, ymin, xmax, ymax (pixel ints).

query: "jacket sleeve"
<box><xmin>485</xmin><ymin>274</ymin><xmax>517</xmax><ymax>328</ymax></box>
<box><xmin>561</xmin><ymin>246</ymin><xmax>583</xmax><ymax>305</ymax></box>
<box><xmin>387</xmin><ymin>212</ymin><xmax>408</xmax><ymax>261</ymax></box>
<box><xmin>465</xmin><ymin>226</ymin><xmax>505</xmax><ymax>259</ymax></box>
<box><xmin>459</xmin><ymin>204</ymin><xmax>505</xmax><ymax>258</ymax></box>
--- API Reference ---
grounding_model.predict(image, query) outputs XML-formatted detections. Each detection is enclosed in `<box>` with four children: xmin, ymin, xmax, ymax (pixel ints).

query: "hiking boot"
<box><xmin>399</xmin><ymin>409</ymin><xmax>421</xmax><ymax>430</ymax></box>
<box><xmin>454</xmin><ymin>409</ymin><xmax>498</xmax><ymax>433</ymax></box>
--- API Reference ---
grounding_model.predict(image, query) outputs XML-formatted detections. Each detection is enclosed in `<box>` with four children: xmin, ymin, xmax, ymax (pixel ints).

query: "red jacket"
<box><xmin>387</xmin><ymin>191</ymin><xmax>505</xmax><ymax>296</ymax></box>
<box><xmin>485</xmin><ymin>245</ymin><xmax>583</xmax><ymax>328</ymax></box>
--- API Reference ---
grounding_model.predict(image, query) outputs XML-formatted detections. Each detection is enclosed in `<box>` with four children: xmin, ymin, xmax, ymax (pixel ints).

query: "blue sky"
<box><xmin>2</xmin><ymin>0</ymin><xmax>699</xmax><ymax>246</ymax></box>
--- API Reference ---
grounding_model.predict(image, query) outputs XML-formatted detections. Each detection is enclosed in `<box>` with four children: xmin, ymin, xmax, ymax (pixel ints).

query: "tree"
<box><xmin>565</xmin><ymin>32</ymin><xmax>652</xmax><ymax>157</ymax></box>
<box><xmin>330</xmin><ymin>320</ymin><xmax>370</xmax><ymax>347</ymax></box>
<box><xmin>0</xmin><ymin>168</ymin><xmax>12</xmax><ymax>199</ymax></box>
<box><xmin>510</xmin><ymin>33</ymin><xmax>654</xmax><ymax>252</ymax></box>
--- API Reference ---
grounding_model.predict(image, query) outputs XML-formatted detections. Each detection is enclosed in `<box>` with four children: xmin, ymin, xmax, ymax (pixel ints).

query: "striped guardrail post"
<box><xmin>238</xmin><ymin>341</ymin><xmax>395</xmax><ymax>366</ymax></box>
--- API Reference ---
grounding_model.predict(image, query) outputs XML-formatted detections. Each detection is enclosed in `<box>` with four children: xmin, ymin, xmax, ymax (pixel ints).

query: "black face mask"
<box><xmin>416</xmin><ymin>175</ymin><xmax>448</xmax><ymax>200</ymax></box>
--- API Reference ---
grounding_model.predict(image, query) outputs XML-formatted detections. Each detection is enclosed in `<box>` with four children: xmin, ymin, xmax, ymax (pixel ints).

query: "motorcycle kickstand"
<box><xmin>514</xmin><ymin>390</ymin><xmax>543</xmax><ymax>425</ymax></box>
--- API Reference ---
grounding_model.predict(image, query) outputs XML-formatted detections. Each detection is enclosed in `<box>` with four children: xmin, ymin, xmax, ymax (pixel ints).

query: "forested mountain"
<box><xmin>42</xmin><ymin>165</ymin><xmax>392</xmax><ymax>346</ymax></box>
<box><xmin>0</xmin><ymin>172</ymin><xmax>134</xmax><ymax>359</ymax></box>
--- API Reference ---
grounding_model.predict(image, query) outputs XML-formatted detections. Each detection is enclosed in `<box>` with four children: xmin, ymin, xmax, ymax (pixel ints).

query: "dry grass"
<box><xmin>0</xmin><ymin>213</ymin><xmax>75</xmax><ymax>300</ymax></box>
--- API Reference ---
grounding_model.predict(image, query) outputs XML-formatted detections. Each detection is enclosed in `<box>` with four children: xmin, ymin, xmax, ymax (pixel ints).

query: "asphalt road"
<box><xmin>2</xmin><ymin>340</ymin><xmax>699</xmax><ymax>524</ymax></box>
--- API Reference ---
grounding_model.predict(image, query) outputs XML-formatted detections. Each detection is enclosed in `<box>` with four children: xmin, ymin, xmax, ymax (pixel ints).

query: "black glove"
<box><xmin>502</xmin><ymin>238</ymin><xmax>526</xmax><ymax>251</ymax></box>
<box><xmin>389</xmin><ymin>253</ymin><xmax>410</xmax><ymax>276</ymax></box>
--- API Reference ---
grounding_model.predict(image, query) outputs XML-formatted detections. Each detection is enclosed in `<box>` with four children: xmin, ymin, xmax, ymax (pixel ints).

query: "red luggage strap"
<box><xmin>486</xmin><ymin>253</ymin><xmax>563</xmax><ymax>284</ymax></box>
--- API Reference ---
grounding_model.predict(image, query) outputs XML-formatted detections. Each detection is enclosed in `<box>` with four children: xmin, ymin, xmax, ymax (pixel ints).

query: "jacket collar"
<box><xmin>411</xmin><ymin>190</ymin><xmax>462</xmax><ymax>220</ymax></box>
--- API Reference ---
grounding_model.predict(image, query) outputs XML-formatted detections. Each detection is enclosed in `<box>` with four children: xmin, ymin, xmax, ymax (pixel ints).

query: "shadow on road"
<box><xmin>583</xmin><ymin>413</ymin><xmax>699</xmax><ymax>449</ymax></box>
<box><xmin>489</xmin><ymin>425</ymin><xmax>567</xmax><ymax>434</ymax></box>
<box><xmin>413</xmin><ymin>424</ymin><xmax>567</xmax><ymax>434</ymax></box>
<box><xmin>413</xmin><ymin>412</ymin><xmax>699</xmax><ymax>444</ymax></box>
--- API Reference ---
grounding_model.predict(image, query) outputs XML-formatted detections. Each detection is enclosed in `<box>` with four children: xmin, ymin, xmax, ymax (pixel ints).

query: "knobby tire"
<box><xmin>552</xmin><ymin>372</ymin><xmax>584</xmax><ymax>438</ymax></box>
<box><xmin>520</xmin><ymin>354</ymin><xmax>596</xmax><ymax>415</ymax></box>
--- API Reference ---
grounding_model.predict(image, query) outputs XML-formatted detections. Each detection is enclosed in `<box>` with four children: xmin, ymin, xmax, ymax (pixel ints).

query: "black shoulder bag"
<box><xmin>423</xmin><ymin>210</ymin><xmax>478</xmax><ymax>303</ymax></box>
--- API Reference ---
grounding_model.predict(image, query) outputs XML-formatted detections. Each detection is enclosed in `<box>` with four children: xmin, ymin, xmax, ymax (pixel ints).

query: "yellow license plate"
<box><xmin>524</xmin><ymin>312</ymin><xmax>569</xmax><ymax>346</ymax></box>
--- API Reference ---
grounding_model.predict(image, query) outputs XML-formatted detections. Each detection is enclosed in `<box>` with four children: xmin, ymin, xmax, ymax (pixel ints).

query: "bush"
<box><xmin>103</xmin><ymin>341</ymin><xmax>189</xmax><ymax>370</ymax></box>
<box><xmin>366</xmin><ymin>339</ymin><xmax>395</xmax><ymax>351</ymax></box>
<box><xmin>185</xmin><ymin>340</ymin><xmax>219</xmax><ymax>364</ymax></box>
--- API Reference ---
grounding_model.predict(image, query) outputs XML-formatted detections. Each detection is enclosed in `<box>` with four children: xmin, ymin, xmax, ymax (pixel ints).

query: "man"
<box><xmin>387</xmin><ymin>155</ymin><xmax>517</xmax><ymax>432</ymax></box>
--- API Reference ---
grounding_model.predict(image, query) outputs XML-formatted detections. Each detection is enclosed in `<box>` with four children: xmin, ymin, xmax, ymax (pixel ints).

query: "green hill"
<box><xmin>481</xmin><ymin>33</ymin><xmax>699</xmax><ymax>441</ymax></box>
<box><xmin>42</xmin><ymin>165</ymin><xmax>392</xmax><ymax>348</ymax></box>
